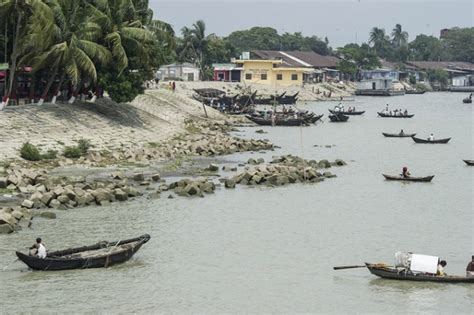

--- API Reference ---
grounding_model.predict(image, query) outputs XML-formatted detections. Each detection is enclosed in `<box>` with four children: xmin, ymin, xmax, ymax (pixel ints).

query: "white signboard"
<box><xmin>410</xmin><ymin>254</ymin><xmax>439</xmax><ymax>274</ymax></box>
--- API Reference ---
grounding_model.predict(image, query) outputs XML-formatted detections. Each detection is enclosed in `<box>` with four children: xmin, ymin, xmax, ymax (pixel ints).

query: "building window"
<box><xmin>261</xmin><ymin>74</ymin><xmax>267</xmax><ymax>80</ymax></box>
<box><xmin>291</xmin><ymin>74</ymin><xmax>298</xmax><ymax>81</ymax></box>
<box><xmin>276</xmin><ymin>74</ymin><xmax>283</xmax><ymax>80</ymax></box>
<box><xmin>245</xmin><ymin>73</ymin><xmax>252</xmax><ymax>80</ymax></box>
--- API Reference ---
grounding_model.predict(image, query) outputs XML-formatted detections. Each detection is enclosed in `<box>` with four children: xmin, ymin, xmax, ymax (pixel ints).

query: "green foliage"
<box><xmin>441</xmin><ymin>27</ymin><xmax>474</xmax><ymax>63</ymax></box>
<box><xmin>20</xmin><ymin>142</ymin><xmax>42</xmax><ymax>161</ymax></box>
<box><xmin>336</xmin><ymin>43</ymin><xmax>380</xmax><ymax>76</ymax></box>
<box><xmin>41</xmin><ymin>150</ymin><xmax>58</xmax><ymax>160</ymax></box>
<box><xmin>77</xmin><ymin>139</ymin><xmax>91</xmax><ymax>155</ymax></box>
<box><xmin>408</xmin><ymin>34</ymin><xmax>443</xmax><ymax>61</ymax></box>
<box><xmin>63</xmin><ymin>146</ymin><xmax>82</xmax><ymax>159</ymax></box>
<box><xmin>98</xmin><ymin>69</ymin><xmax>147</xmax><ymax>103</ymax></box>
<box><xmin>427</xmin><ymin>69</ymin><xmax>449</xmax><ymax>88</ymax></box>
<box><xmin>414</xmin><ymin>83</ymin><xmax>429</xmax><ymax>92</ymax></box>
<box><xmin>336</xmin><ymin>60</ymin><xmax>358</xmax><ymax>78</ymax></box>
<box><xmin>409</xmin><ymin>74</ymin><xmax>416</xmax><ymax>85</ymax></box>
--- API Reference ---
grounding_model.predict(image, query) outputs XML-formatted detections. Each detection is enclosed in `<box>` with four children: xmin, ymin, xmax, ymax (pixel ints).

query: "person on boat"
<box><xmin>404</xmin><ymin>109</ymin><xmax>408</xmax><ymax>116</ymax></box>
<box><xmin>29</xmin><ymin>237</ymin><xmax>47</xmax><ymax>259</ymax></box>
<box><xmin>437</xmin><ymin>260</ymin><xmax>447</xmax><ymax>276</ymax></box>
<box><xmin>385</xmin><ymin>105</ymin><xmax>389</xmax><ymax>113</ymax></box>
<box><xmin>428</xmin><ymin>133</ymin><xmax>435</xmax><ymax>141</ymax></box>
<box><xmin>399</xmin><ymin>129</ymin><xmax>405</xmax><ymax>136</ymax></box>
<box><xmin>402</xmin><ymin>166</ymin><xmax>410</xmax><ymax>178</ymax></box>
<box><xmin>466</xmin><ymin>256</ymin><xmax>474</xmax><ymax>277</ymax></box>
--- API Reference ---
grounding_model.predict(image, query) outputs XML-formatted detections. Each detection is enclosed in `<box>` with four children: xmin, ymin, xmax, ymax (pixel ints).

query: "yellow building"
<box><xmin>234</xmin><ymin>59</ymin><xmax>310</xmax><ymax>87</ymax></box>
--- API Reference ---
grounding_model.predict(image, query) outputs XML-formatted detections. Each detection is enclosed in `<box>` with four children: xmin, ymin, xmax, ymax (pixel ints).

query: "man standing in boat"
<box><xmin>466</xmin><ymin>256</ymin><xmax>474</xmax><ymax>277</ymax></box>
<box><xmin>29</xmin><ymin>238</ymin><xmax>47</xmax><ymax>259</ymax></box>
<box><xmin>402</xmin><ymin>167</ymin><xmax>410</xmax><ymax>178</ymax></box>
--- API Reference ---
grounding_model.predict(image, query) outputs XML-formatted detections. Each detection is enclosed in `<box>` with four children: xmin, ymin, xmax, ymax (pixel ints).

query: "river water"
<box><xmin>1</xmin><ymin>92</ymin><xmax>473</xmax><ymax>314</ymax></box>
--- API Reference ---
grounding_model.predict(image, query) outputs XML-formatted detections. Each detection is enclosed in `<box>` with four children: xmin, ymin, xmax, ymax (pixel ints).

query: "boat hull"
<box><xmin>412</xmin><ymin>136</ymin><xmax>451</xmax><ymax>144</ymax></box>
<box><xmin>328</xmin><ymin>114</ymin><xmax>349</xmax><ymax>122</ymax></box>
<box><xmin>377</xmin><ymin>112</ymin><xmax>414</xmax><ymax>118</ymax></box>
<box><xmin>382</xmin><ymin>132</ymin><xmax>416</xmax><ymax>138</ymax></box>
<box><xmin>246</xmin><ymin>115</ymin><xmax>307</xmax><ymax>126</ymax></box>
<box><xmin>328</xmin><ymin>109</ymin><xmax>365</xmax><ymax>115</ymax></box>
<box><xmin>383</xmin><ymin>174</ymin><xmax>434</xmax><ymax>182</ymax></box>
<box><xmin>16</xmin><ymin>234</ymin><xmax>150</xmax><ymax>271</ymax></box>
<box><xmin>366</xmin><ymin>263</ymin><xmax>474</xmax><ymax>283</ymax></box>
<box><xmin>463</xmin><ymin>160</ymin><xmax>474</xmax><ymax>166</ymax></box>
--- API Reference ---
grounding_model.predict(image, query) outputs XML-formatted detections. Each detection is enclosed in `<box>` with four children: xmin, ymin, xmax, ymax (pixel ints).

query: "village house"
<box><xmin>156</xmin><ymin>63</ymin><xmax>200</xmax><ymax>81</ymax></box>
<box><xmin>405</xmin><ymin>61</ymin><xmax>474</xmax><ymax>91</ymax></box>
<box><xmin>212</xmin><ymin>63</ymin><xmax>242</xmax><ymax>82</ymax></box>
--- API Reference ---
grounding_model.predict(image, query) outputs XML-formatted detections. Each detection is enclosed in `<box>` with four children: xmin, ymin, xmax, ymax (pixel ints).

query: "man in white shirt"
<box><xmin>30</xmin><ymin>238</ymin><xmax>47</xmax><ymax>259</ymax></box>
<box><xmin>429</xmin><ymin>133</ymin><xmax>435</xmax><ymax>141</ymax></box>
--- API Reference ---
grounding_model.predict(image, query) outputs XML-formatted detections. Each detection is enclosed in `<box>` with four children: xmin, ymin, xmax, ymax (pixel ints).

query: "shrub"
<box><xmin>20</xmin><ymin>142</ymin><xmax>42</xmax><ymax>161</ymax></box>
<box><xmin>41</xmin><ymin>150</ymin><xmax>58</xmax><ymax>160</ymax></box>
<box><xmin>77</xmin><ymin>139</ymin><xmax>91</xmax><ymax>155</ymax></box>
<box><xmin>63</xmin><ymin>146</ymin><xmax>82</xmax><ymax>159</ymax></box>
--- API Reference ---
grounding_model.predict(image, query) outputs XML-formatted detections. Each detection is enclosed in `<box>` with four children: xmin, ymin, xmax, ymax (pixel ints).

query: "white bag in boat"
<box><xmin>395</xmin><ymin>251</ymin><xmax>412</xmax><ymax>268</ymax></box>
<box><xmin>410</xmin><ymin>254</ymin><xmax>439</xmax><ymax>274</ymax></box>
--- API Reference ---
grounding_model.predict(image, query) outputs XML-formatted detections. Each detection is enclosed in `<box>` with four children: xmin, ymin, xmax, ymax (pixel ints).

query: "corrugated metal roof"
<box><xmin>252</xmin><ymin>50</ymin><xmax>339</xmax><ymax>68</ymax></box>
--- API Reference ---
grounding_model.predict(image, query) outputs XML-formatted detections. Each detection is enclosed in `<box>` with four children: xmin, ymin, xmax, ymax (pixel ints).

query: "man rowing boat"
<box><xmin>29</xmin><ymin>238</ymin><xmax>47</xmax><ymax>259</ymax></box>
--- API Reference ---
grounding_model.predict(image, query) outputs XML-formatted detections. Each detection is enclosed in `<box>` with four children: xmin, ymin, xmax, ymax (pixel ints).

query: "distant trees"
<box><xmin>336</xmin><ymin>43</ymin><xmax>380</xmax><ymax>79</ymax></box>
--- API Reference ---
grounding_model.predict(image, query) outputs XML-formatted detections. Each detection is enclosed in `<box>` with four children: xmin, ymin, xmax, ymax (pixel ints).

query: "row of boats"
<box><xmin>15</xmin><ymin>234</ymin><xmax>474</xmax><ymax>283</ymax></box>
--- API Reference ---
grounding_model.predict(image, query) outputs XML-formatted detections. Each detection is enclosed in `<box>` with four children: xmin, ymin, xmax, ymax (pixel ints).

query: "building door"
<box><xmin>187</xmin><ymin>73</ymin><xmax>194</xmax><ymax>81</ymax></box>
<box><xmin>372</xmin><ymin>82</ymin><xmax>376</xmax><ymax>90</ymax></box>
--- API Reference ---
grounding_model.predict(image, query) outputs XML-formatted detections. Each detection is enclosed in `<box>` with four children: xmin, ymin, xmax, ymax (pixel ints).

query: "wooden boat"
<box><xmin>365</xmin><ymin>263</ymin><xmax>474</xmax><ymax>283</ymax></box>
<box><xmin>306</xmin><ymin>114</ymin><xmax>324</xmax><ymax>124</ymax></box>
<box><xmin>412</xmin><ymin>136</ymin><xmax>451</xmax><ymax>144</ymax></box>
<box><xmin>463</xmin><ymin>160</ymin><xmax>474</xmax><ymax>166</ymax></box>
<box><xmin>405</xmin><ymin>90</ymin><xmax>426</xmax><ymax>94</ymax></box>
<box><xmin>193</xmin><ymin>88</ymin><xmax>225</xmax><ymax>97</ymax></box>
<box><xmin>463</xmin><ymin>98</ymin><xmax>472</xmax><ymax>104</ymax></box>
<box><xmin>328</xmin><ymin>114</ymin><xmax>349</xmax><ymax>122</ymax></box>
<box><xmin>328</xmin><ymin>109</ymin><xmax>365</xmax><ymax>115</ymax></box>
<box><xmin>382</xmin><ymin>132</ymin><xmax>416</xmax><ymax>138</ymax></box>
<box><xmin>16</xmin><ymin>234</ymin><xmax>150</xmax><ymax>271</ymax></box>
<box><xmin>377</xmin><ymin>112</ymin><xmax>414</xmax><ymax>118</ymax></box>
<box><xmin>383</xmin><ymin>174</ymin><xmax>434</xmax><ymax>182</ymax></box>
<box><xmin>246</xmin><ymin>115</ymin><xmax>307</xmax><ymax>126</ymax></box>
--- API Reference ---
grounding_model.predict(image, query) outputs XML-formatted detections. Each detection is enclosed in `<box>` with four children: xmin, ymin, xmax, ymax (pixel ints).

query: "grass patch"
<box><xmin>0</xmin><ymin>187</ymin><xmax>13</xmax><ymax>194</ymax></box>
<box><xmin>20</xmin><ymin>142</ymin><xmax>42</xmax><ymax>161</ymax></box>
<box><xmin>147</xmin><ymin>142</ymin><xmax>162</xmax><ymax>148</ymax></box>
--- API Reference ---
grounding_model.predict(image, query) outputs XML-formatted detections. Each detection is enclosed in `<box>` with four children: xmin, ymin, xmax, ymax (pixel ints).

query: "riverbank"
<box><xmin>0</xmin><ymin>89</ymin><xmax>349</xmax><ymax>234</ymax></box>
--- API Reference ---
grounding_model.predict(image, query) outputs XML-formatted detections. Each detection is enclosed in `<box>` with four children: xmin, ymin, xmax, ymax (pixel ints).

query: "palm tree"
<box><xmin>23</xmin><ymin>0</ymin><xmax>111</xmax><ymax>104</ymax></box>
<box><xmin>369</xmin><ymin>27</ymin><xmax>389</xmax><ymax>55</ymax></box>
<box><xmin>181</xmin><ymin>20</ymin><xmax>209</xmax><ymax>79</ymax></box>
<box><xmin>391</xmin><ymin>24</ymin><xmax>408</xmax><ymax>48</ymax></box>
<box><xmin>0</xmin><ymin>0</ymin><xmax>51</xmax><ymax>108</ymax></box>
<box><xmin>147</xmin><ymin>20</ymin><xmax>176</xmax><ymax>64</ymax></box>
<box><xmin>86</xmin><ymin>0</ymin><xmax>154</xmax><ymax>75</ymax></box>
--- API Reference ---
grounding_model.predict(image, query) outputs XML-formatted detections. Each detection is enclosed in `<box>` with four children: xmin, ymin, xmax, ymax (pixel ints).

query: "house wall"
<box><xmin>240</xmin><ymin>60</ymin><xmax>304</xmax><ymax>86</ymax></box>
<box><xmin>357</xmin><ymin>79</ymin><xmax>394</xmax><ymax>90</ymax></box>
<box><xmin>157</xmin><ymin>65</ymin><xmax>200</xmax><ymax>81</ymax></box>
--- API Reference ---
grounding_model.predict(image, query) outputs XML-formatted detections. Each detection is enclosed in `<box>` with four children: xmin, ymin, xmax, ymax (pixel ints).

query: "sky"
<box><xmin>150</xmin><ymin>0</ymin><xmax>473</xmax><ymax>48</ymax></box>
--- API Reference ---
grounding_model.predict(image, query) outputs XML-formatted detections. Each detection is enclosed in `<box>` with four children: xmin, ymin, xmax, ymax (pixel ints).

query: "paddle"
<box><xmin>333</xmin><ymin>265</ymin><xmax>366</xmax><ymax>270</ymax></box>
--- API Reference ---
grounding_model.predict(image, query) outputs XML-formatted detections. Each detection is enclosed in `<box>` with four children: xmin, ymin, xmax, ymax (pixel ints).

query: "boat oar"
<box><xmin>333</xmin><ymin>265</ymin><xmax>366</xmax><ymax>270</ymax></box>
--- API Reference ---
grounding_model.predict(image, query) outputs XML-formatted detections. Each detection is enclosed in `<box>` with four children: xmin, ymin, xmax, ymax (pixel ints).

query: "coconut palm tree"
<box><xmin>147</xmin><ymin>20</ymin><xmax>176</xmax><ymax>64</ymax></box>
<box><xmin>369</xmin><ymin>27</ymin><xmax>390</xmax><ymax>55</ymax></box>
<box><xmin>23</xmin><ymin>0</ymin><xmax>111</xmax><ymax>104</ymax></box>
<box><xmin>391</xmin><ymin>24</ymin><xmax>408</xmax><ymax>48</ymax></box>
<box><xmin>86</xmin><ymin>0</ymin><xmax>154</xmax><ymax>75</ymax></box>
<box><xmin>181</xmin><ymin>20</ymin><xmax>209</xmax><ymax>79</ymax></box>
<box><xmin>0</xmin><ymin>0</ymin><xmax>51</xmax><ymax>108</ymax></box>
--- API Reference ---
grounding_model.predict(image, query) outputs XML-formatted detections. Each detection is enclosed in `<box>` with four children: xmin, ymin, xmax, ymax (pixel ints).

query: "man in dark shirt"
<box><xmin>466</xmin><ymin>256</ymin><xmax>474</xmax><ymax>277</ymax></box>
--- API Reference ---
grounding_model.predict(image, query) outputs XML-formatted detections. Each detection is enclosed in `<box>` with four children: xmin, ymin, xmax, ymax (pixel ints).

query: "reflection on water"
<box><xmin>0</xmin><ymin>93</ymin><xmax>472</xmax><ymax>313</ymax></box>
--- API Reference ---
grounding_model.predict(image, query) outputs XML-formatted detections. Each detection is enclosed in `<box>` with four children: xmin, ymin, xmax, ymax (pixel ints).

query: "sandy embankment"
<box><xmin>0</xmin><ymin>89</ymin><xmax>228</xmax><ymax>161</ymax></box>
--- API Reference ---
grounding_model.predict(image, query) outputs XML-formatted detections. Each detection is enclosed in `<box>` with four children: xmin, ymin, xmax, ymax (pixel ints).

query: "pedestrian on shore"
<box><xmin>172</xmin><ymin>81</ymin><xmax>176</xmax><ymax>92</ymax></box>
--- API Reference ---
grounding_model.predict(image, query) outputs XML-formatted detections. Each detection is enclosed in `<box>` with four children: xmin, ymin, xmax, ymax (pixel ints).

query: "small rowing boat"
<box><xmin>365</xmin><ymin>263</ymin><xmax>474</xmax><ymax>283</ymax></box>
<box><xmin>412</xmin><ymin>136</ymin><xmax>451</xmax><ymax>144</ymax></box>
<box><xmin>328</xmin><ymin>109</ymin><xmax>365</xmax><ymax>116</ymax></box>
<box><xmin>16</xmin><ymin>234</ymin><xmax>150</xmax><ymax>271</ymax></box>
<box><xmin>382</xmin><ymin>132</ymin><xmax>416</xmax><ymax>138</ymax></box>
<box><xmin>246</xmin><ymin>115</ymin><xmax>308</xmax><ymax>126</ymax></box>
<box><xmin>328</xmin><ymin>114</ymin><xmax>349</xmax><ymax>122</ymax></box>
<box><xmin>377</xmin><ymin>112</ymin><xmax>414</xmax><ymax>118</ymax></box>
<box><xmin>383</xmin><ymin>174</ymin><xmax>434</xmax><ymax>182</ymax></box>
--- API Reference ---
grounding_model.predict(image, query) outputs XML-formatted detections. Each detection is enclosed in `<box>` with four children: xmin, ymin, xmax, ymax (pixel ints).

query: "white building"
<box><xmin>156</xmin><ymin>63</ymin><xmax>200</xmax><ymax>81</ymax></box>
